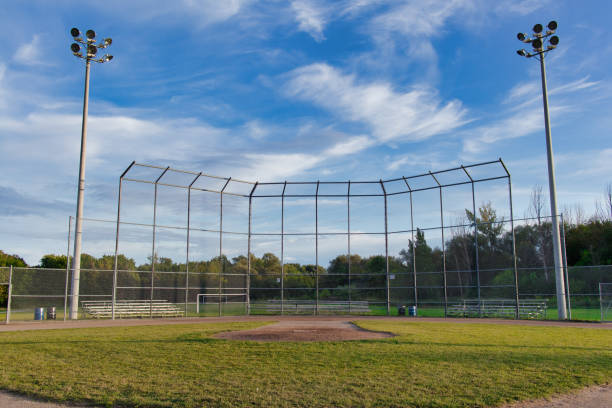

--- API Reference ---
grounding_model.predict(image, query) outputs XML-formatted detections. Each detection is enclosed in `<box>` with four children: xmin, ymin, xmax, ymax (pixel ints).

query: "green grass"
<box><xmin>0</xmin><ymin>320</ymin><xmax>610</xmax><ymax>407</ymax></box>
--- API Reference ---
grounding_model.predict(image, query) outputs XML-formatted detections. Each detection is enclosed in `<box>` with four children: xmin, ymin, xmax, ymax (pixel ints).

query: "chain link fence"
<box><xmin>3</xmin><ymin>261</ymin><xmax>611</xmax><ymax>323</ymax></box>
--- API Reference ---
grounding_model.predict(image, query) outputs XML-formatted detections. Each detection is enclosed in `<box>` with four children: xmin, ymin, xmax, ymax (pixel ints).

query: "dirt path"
<box><xmin>0</xmin><ymin>391</ymin><xmax>91</xmax><ymax>408</ymax></box>
<box><xmin>500</xmin><ymin>384</ymin><xmax>611</xmax><ymax>408</ymax></box>
<box><xmin>1</xmin><ymin>315</ymin><xmax>610</xmax><ymax>332</ymax></box>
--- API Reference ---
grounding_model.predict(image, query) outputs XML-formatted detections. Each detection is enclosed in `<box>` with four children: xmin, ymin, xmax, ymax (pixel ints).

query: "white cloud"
<box><xmin>13</xmin><ymin>35</ymin><xmax>43</xmax><ymax>65</ymax></box>
<box><xmin>240</xmin><ymin>153</ymin><xmax>323</xmax><ymax>181</ymax></box>
<box><xmin>370</xmin><ymin>0</ymin><xmax>473</xmax><ymax>38</ymax></box>
<box><xmin>284</xmin><ymin>63</ymin><xmax>468</xmax><ymax>143</ymax></box>
<box><xmin>182</xmin><ymin>0</ymin><xmax>248</xmax><ymax>25</ymax></box>
<box><xmin>291</xmin><ymin>0</ymin><xmax>328</xmax><ymax>42</ymax></box>
<box><xmin>238</xmin><ymin>135</ymin><xmax>376</xmax><ymax>181</ymax></box>
<box><xmin>323</xmin><ymin>135</ymin><xmax>374</xmax><ymax>157</ymax></box>
<box><xmin>462</xmin><ymin>109</ymin><xmax>542</xmax><ymax>155</ymax></box>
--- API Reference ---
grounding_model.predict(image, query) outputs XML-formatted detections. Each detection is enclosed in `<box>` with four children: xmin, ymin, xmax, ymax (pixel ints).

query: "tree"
<box><xmin>40</xmin><ymin>254</ymin><xmax>67</xmax><ymax>269</ymax></box>
<box><xmin>0</xmin><ymin>250</ymin><xmax>27</xmax><ymax>306</ymax></box>
<box><xmin>595</xmin><ymin>183</ymin><xmax>612</xmax><ymax>221</ymax></box>
<box><xmin>0</xmin><ymin>251</ymin><xmax>27</xmax><ymax>267</ymax></box>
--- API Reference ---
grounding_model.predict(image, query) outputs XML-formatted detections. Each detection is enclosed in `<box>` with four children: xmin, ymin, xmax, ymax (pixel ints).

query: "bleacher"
<box><xmin>250</xmin><ymin>300</ymin><xmax>371</xmax><ymax>314</ymax></box>
<box><xmin>81</xmin><ymin>300</ymin><xmax>185</xmax><ymax>319</ymax></box>
<box><xmin>446</xmin><ymin>299</ymin><xmax>547</xmax><ymax>319</ymax></box>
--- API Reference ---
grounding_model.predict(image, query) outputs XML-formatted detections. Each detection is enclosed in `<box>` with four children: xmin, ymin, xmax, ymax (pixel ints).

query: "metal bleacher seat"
<box><xmin>81</xmin><ymin>300</ymin><xmax>185</xmax><ymax>319</ymax></box>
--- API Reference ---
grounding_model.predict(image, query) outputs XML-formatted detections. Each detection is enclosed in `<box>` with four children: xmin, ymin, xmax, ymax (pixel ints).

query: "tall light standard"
<box><xmin>516</xmin><ymin>21</ymin><xmax>567</xmax><ymax>320</ymax></box>
<box><xmin>69</xmin><ymin>28</ymin><xmax>113</xmax><ymax>319</ymax></box>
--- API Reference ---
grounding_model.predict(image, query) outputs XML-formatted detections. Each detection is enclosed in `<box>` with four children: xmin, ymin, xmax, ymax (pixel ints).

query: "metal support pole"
<box><xmin>186</xmin><ymin>173</ymin><xmax>201</xmax><ymax>317</ymax></box>
<box><xmin>560</xmin><ymin>213</ymin><xmax>571</xmax><ymax>320</ymax></box>
<box><xmin>219</xmin><ymin>178</ymin><xmax>230</xmax><ymax>317</ymax></box>
<box><xmin>281</xmin><ymin>181</ymin><xmax>286</xmax><ymax>314</ymax></box>
<box><xmin>315</xmin><ymin>181</ymin><xmax>320</xmax><ymax>315</ymax></box>
<box><xmin>539</xmin><ymin>52</ymin><xmax>567</xmax><ymax>320</ymax></box>
<box><xmin>380</xmin><ymin>180</ymin><xmax>390</xmax><ymax>316</ymax></box>
<box><xmin>112</xmin><ymin>163</ymin><xmax>133</xmax><ymax>320</ymax></box>
<box><xmin>403</xmin><ymin>177</ymin><xmax>417</xmax><ymax>308</ymax></box>
<box><xmin>64</xmin><ymin>216</ymin><xmax>72</xmax><ymax>321</ymax></box>
<box><xmin>247</xmin><ymin>183</ymin><xmax>257</xmax><ymax>315</ymax></box>
<box><xmin>150</xmin><ymin>167</ymin><xmax>168</xmax><ymax>318</ymax></box>
<box><xmin>500</xmin><ymin>159</ymin><xmax>520</xmax><ymax>319</ymax></box>
<box><xmin>151</xmin><ymin>185</ymin><xmax>158</xmax><ymax>318</ymax></box>
<box><xmin>70</xmin><ymin>59</ymin><xmax>91</xmax><ymax>320</ymax></box>
<box><xmin>112</xmin><ymin>179</ymin><xmax>123</xmax><ymax>320</ymax></box>
<box><xmin>5</xmin><ymin>266</ymin><xmax>12</xmax><ymax>324</ymax></box>
<box><xmin>604</xmin><ymin>284</ymin><xmax>608</xmax><ymax>322</ymax></box>
<box><xmin>462</xmin><ymin>166</ymin><xmax>481</xmax><ymax>315</ymax></box>
<box><xmin>347</xmin><ymin>181</ymin><xmax>351</xmax><ymax>313</ymax></box>
<box><xmin>430</xmin><ymin>173</ymin><xmax>447</xmax><ymax>317</ymax></box>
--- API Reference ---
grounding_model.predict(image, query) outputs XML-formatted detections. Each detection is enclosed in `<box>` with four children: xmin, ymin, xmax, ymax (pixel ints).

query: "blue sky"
<box><xmin>1</xmin><ymin>1</ymin><xmax>611</xmax><ymax>265</ymax></box>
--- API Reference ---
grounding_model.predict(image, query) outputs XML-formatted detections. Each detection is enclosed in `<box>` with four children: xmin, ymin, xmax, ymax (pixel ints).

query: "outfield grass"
<box><xmin>0</xmin><ymin>321</ymin><xmax>610</xmax><ymax>407</ymax></box>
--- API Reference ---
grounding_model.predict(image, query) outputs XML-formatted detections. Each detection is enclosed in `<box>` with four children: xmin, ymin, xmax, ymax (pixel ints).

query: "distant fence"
<box><xmin>2</xmin><ymin>264</ymin><xmax>611</xmax><ymax>322</ymax></box>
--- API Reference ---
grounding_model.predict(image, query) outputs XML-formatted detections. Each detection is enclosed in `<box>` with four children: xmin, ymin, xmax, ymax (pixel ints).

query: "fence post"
<box><xmin>6</xmin><ymin>265</ymin><xmax>13</xmax><ymax>324</ymax></box>
<box><xmin>64</xmin><ymin>216</ymin><xmax>72</xmax><ymax>321</ymax></box>
<box><xmin>500</xmin><ymin>159</ymin><xmax>520</xmax><ymax>320</ymax></box>
<box><xmin>347</xmin><ymin>181</ymin><xmax>351</xmax><ymax>313</ymax></box>
<box><xmin>430</xmin><ymin>172</ymin><xmax>448</xmax><ymax>318</ymax></box>
<box><xmin>560</xmin><ymin>214</ymin><xmax>572</xmax><ymax>320</ymax></box>
<box><xmin>281</xmin><ymin>181</ymin><xmax>287</xmax><ymax>314</ymax></box>
<box><xmin>315</xmin><ymin>181</ymin><xmax>320</xmax><ymax>316</ymax></box>
<box><xmin>604</xmin><ymin>284</ymin><xmax>608</xmax><ymax>322</ymax></box>
<box><xmin>380</xmin><ymin>180</ymin><xmax>390</xmax><ymax>316</ymax></box>
<box><xmin>403</xmin><ymin>177</ymin><xmax>417</xmax><ymax>310</ymax></box>
<box><xmin>462</xmin><ymin>166</ymin><xmax>481</xmax><ymax>316</ymax></box>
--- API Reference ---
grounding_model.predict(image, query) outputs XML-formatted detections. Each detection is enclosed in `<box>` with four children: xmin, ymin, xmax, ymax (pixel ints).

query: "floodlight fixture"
<box><xmin>67</xmin><ymin>26</ymin><xmax>114</xmax><ymax>320</ymax></box>
<box><xmin>87</xmin><ymin>44</ymin><xmax>97</xmax><ymax>56</ymax></box>
<box><xmin>532</xmin><ymin>38</ymin><xmax>543</xmax><ymax>50</ymax></box>
<box><xmin>513</xmin><ymin>20</ymin><xmax>567</xmax><ymax>320</ymax></box>
<box><xmin>517</xmin><ymin>32</ymin><xmax>527</xmax><ymax>42</ymax></box>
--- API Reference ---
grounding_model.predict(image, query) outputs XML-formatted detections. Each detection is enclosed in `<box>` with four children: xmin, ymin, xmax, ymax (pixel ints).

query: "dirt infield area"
<box><xmin>1</xmin><ymin>315</ymin><xmax>610</xmax><ymax>333</ymax></box>
<box><xmin>214</xmin><ymin>319</ymin><xmax>395</xmax><ymax>341</ymax></box>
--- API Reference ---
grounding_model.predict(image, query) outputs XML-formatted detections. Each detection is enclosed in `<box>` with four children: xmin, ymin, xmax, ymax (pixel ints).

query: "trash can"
<box><xmin>46</xmin><ymin>307</ymin><xmax>56</xmax><ymax>320</ymax></box>
<box><xmin>408</xmin><ymin>305</ymin><xmax>417</xmax><ymax>317</ymax></box>
<box><xmin>398</xmin><ymin>305</ymin><xmax>406</xmax><ymax>316</ymax></box>
<box><xmin>34</xmin><ymin>307</ymin><xmax>45</xmax><ymax>321</ymax></box>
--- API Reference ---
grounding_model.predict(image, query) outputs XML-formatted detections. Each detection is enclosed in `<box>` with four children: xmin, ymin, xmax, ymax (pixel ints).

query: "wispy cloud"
<box><xmin>13</xmin><ymin>35</ymin><xmax>45</xmax><ymax>65</ymax></box>
<box><xmin>284</xmin><ymin>63</ymin><xmax>468</xmax><ymax>143</ymax></box>
<box><xmin>291</xmin><ymin>0</ymin><xmax>328</xmax><ymax>42</ymax></box>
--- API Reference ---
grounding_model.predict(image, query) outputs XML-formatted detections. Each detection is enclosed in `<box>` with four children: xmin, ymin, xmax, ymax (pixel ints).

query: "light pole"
<box><xmin>516</xmin><ymin>21</ymin><xmax>567</xmax><ymax>320</ymax></box>
<box><xmin>68</xmin><ymin>28</ymin><xmax>113</xmax><ymax>319</ymax></box>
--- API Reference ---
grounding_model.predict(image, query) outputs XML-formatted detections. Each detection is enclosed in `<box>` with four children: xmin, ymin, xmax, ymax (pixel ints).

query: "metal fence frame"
<box><xmin>105</xmin><ymin>158</ymin><xmax>522</xmax><ymax>319</ymax></box>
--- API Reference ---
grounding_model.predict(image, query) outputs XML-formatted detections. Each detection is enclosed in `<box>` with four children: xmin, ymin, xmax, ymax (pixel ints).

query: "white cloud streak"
<box><xmin>13</xmin><ymin>35</ymin><xmax>44</xmax><ymax>65</ymax></box>
<box><xmin>290</xmin><ymin>0</ymin><xmax>328</xmax><ymax>42</ymax></box>
<box><xmin>284</xmin><ymin>63</ymin><xmax>468</xmax><ymax>143</ymax></box>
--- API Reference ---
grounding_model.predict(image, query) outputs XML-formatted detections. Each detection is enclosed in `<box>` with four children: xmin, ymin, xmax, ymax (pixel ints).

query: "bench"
<box><xmin>81</xmin><ymin>300</ymin><xmax>185</xmax><ymax>319</ymax></box>
<box><xmin>446</xmin><ymin>299</ymin><xmax>547</xmax><ymax>319</ymax></box>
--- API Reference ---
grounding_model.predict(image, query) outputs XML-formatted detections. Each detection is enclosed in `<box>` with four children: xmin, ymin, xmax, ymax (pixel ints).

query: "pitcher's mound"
<box><xmin>214</xmin><ymin>320</ymin><xmax>394</xmax><ymax>342</ymax></box>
